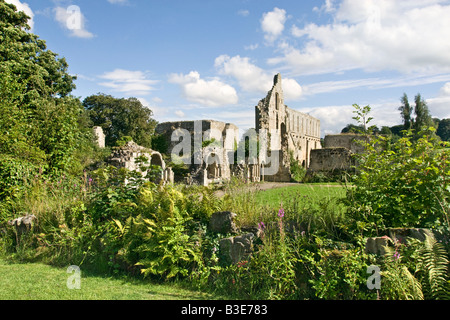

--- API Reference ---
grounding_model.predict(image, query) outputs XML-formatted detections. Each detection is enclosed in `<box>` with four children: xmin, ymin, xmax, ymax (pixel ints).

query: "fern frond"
<box><xmin>418</xmin><ymin>234</ymin><xmax>449</xmax><ymax>300</ymax></box>
<box><xmin>401</xmin><ymin>266</ymin><xmax>424</xmax><ymax>300</ymax></box>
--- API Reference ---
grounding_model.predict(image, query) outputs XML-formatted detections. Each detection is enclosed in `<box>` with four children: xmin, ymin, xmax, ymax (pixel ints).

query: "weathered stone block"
<box><xmin>219</xmin><ymin>233</ymin><xmax>254</xmax><ymax>265</ymax></box>
<box><xmin>8</xmin><ymin>214</ymin><xmax>37</xmax><ymax>234</ymax></box>
<box><xmin>388</xmin><ymin>227</ymin><xmax>441</xmax><ymax>244</ymax></box>
<box><xmin>208</xmin><ymin>211</ymin><xmax>238</xmax><ymax>234</ymax></box>
<box><xmin>365</xmin><ymin>236</ymin><xmax>391</xmax><ymax>255</ymax></box>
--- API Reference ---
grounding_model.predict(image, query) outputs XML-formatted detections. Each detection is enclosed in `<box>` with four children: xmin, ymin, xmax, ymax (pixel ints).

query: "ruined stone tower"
<box><xmin>255</xmin><ymin>73</ymin><xmax>321</xmax><ymax>181</ymax></box>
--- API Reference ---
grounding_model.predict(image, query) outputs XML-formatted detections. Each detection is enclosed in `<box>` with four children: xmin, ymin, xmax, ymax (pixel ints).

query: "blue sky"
<box><xmin>7</xmin><ymin>0</ymin><xmax>450</xmax><ymax>136</ymax></box>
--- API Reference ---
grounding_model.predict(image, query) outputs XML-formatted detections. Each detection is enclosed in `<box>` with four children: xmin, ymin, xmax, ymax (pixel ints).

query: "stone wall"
<box><xmin>108</xmin><ymin>141</ymin><xmax>173</xmax><ymax>184</ymax></box>
<box><xmin>308</xmin><ymin>133</ymin><xmax>367</xmax><ymax>174</ymax></box>
<box><xmin>308</xmin><ymin>148</ymin><xmax>354</xmax><ymax>172</ymax></box>
<box><xmin>155</xmin><ymin>120</ymin><xmax>239</xmax><ymax>186</ymax></box>
<box><xmin>155</xmin><ymin>74</ymin><xmax>323</xmax><ymax>184</ymax></box>
<box><xmin>255</xmin><ymin>74</ymin><xmax>321</xmax><ymax>181</ymax></box>
<box><xmin>323</xmin><ymin>134</ymin><xmax>366</xmax><ymax>153</ymax></box>
<box><xmin>155</xmin><ymin>120</ymin><xmax>238</xmax><ymax>156</ymax></box>
<box><xmin>93</xmin><ymin>126</ymin><xmax>105</xmax><ymax>148</ymax></box>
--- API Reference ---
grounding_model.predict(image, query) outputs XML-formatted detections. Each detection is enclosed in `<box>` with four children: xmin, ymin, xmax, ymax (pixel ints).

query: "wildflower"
<box><xmin>278</xmin><ymin>207</ymin><xmax>285</xmax><ymax>218</ymax></box>
<box><xmin>258</xmin><ymin>221</ymin><xmax>265</xmax><ymax>231</ymax></box>
<box><xmin>393</xmin><ymin>251</ymin><xmax>400</xmax><ymax>261</ymax></box>
<box><xmin>301</xmin><ymin>231</ymin><xmax>306</xmax><ymax>237</ymax></box>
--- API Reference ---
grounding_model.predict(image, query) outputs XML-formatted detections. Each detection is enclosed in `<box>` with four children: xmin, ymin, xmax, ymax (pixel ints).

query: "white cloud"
<box><xmin>271</xmin><ymin>0</ymin><xmax>450</xmax><ymax>76</ymax></box>
<box><xmin>237</xmin><ymin>9</ymin><xmax>250</xmax><ymax>17</ymax></box>
<box><xmin>427</xmin><ymin>82</ymin><xmax>450</xmax><ymax>119</ymax></box>
<box><xmin>54</xmin><ymin>6</ymin><xmax>94</xmax><ymax>38</ymax></box>
<box><xmin>168</xmin><ymin>71</ymin><xmax>238</xmax><ymax>107</ymax></box>
<box><xmin>5</xmin><ymin>0</ymin><xmax>34</xmax><ymax>30</ymax></box>
<box><xmin>137</xmin><ymin>97</ymin><xmax>167</xmax><ymax>118</ymax></box>
<box><xmin>214</xmin><ymin>54</ymin><xmax>303</xmax><ymax>100</ymax></box>
<box><xmin>244</xmin><ymin>43</ymin><xmax>259</xmax><ymax>51</ymax></box>
<box><xmin>439</xmin><ymin>82</ymin><xmax>450</xmax><ymax>96</ymax></box>
<box><xmin>313</xmin><ymin>0</ymin><xmax>337</xmax><ymax>14</ymax></box>
<box><xmin>303</xmin><ymin>101</ymin><xmax>402</xmax><ymax>136</ymax></box>
<box><xmin>260</xmin><ymin>7</ymin><xmax>287</xmax><ymax>44</ymax></box>
<box><xmin>304</xmin><ymin>81</ymin><xmax>450</xmax><ymax>137</ymax></box>
<box><xmin>215</xmin><ymin>55</ymin><xmax>272</xmax><ymax>93</ymax></box>
<box><xmin>302</xmin><ymin>74</ymin><xmax>450</xmax><ymax>96</ymax></box>
<box><xmin>427</xmin><ymin>96</ymin><xmax>450</xmax><ymax>119</ymax></box>
<box><xmin>99</xmin><ymin>69</ymin><xmax>159</xmax><ymax>96</ymax></box>
<box><xmin>283</xmin><ymin>78</ymin><xmax>303</xmax><ymax>100</ymax></box>
<box><xmin>175</xmin><ymin>110</ymin><xmax>186</xmax><ymax>118</ymax></box>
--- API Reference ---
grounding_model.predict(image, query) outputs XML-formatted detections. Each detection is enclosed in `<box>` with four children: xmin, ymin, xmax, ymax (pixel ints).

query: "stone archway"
<box><xmin>205</xmin><ymin>153</ymin><xmax>220</xmax><ymax>179</ymax></box>
<box><xmin>150</xmin><ymin>152</ymin><xmax>165</xmax><ymax>170</ymax></box>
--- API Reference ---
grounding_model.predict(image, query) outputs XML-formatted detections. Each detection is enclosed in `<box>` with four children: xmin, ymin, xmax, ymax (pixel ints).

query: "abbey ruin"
<box><xmin>154</xmin><ymin>73</ymin><xmax>323</xmax><ymax>185</ymax></box>
<box><xmin>255</xmin><ymin>73</ymin><xmax>321</xmax><ymax>181</ymax></box>
<box><xmin>95</xmin><ymin>73</ymin><xmax>363</xmax><ymax>185</ymax></box>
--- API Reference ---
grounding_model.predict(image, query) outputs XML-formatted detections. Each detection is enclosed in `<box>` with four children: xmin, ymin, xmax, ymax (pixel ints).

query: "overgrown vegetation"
<box><xmin>1</xmin><ymin>1</ymin><xmax>450</xmax><ymax>300</ymax></box>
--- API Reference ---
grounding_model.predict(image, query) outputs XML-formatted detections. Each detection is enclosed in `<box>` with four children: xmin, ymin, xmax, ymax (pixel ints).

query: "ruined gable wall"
<box><xmin>255</xmin><ymin>74</ymin><xmax>321</xmax><ymax>181</ymax></box>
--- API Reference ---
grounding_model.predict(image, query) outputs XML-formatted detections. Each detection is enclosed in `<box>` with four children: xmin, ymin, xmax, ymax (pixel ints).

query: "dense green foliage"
<box><xmin>0</xmin><ymin>1</ymin><xmax>97</xmax><ymax>203</ymax></box>
<box><xmin>83</xmin><ymin>94</ymin><xmax>157</xmax><ymax>148</ymax></box>
<box><xmin>346</xmin><ymin>128</ymin><xmax>450</xmax><ymax>234</ymax></box>
<box><xmin>1</xmin><ymin>1</ymin><xmax>450</xmax><ymax>300</ymax></box>
<box><xmin>437</xmin><ymin>119</ymin><xmax>450</xmax><ymax>142</ymax></box>
<box><xmin>0</xmin><ymin>1</ymin><xmax>75</xmax><ymax>101</ymax></box>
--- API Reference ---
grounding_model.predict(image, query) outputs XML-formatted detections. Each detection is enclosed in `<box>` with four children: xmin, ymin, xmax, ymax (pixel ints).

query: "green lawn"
<box><xmin>254</xmin><ymin>183</ymin><xmax>347</xmax><ymax>209</ymax></box>
<box><xmin>0</xmin><ymin>259</ymin><xmax>218</xmax><ymax>300</ymax></box>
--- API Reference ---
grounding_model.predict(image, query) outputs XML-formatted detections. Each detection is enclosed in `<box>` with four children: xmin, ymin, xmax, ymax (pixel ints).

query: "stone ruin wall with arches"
<box><xmin>154</xmin><ymin>73</ymin><xmax>323</xmax><ymax>185</ymax></box>
<box><xmin>92</xmin><ymin>73</ymin><xmax>362</xmax><ymax>186</ymax></box>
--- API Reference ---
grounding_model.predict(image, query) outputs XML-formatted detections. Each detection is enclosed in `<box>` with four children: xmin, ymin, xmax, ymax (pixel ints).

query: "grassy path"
<box><xmin>0</xmin><ymin>259</ymin><xmax>218</xmax><ymax>300</ymax></box>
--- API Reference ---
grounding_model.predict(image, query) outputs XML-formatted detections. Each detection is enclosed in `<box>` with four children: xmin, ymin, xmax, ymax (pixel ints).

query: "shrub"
<box><xmin>310</xmin><ymin>247</ymin><xmax>376</xmax><ymax>300</ymax></box>
<box><xmin>380</xmin><ymin>233</ymin><xmax>450</xmax><ymax>300</ymax></box>
<box><xmin>289</xmin><ymin>151</ymin><xmax>306</xmax><ymax>182</ymax></box>
<box><xmin>346</xmin><ymin>128</ymin><xmax>450</xmax><ymax>235</ymax></box>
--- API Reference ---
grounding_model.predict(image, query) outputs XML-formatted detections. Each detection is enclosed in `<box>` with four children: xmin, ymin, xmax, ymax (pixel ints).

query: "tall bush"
<box><xmin>346</xmin><ymin>128</ymin><xmax>450</xmax><ymax>235</ymax></box>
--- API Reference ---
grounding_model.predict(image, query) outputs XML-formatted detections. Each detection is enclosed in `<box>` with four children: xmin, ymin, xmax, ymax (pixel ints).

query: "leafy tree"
<box><xmin>352</xmin><ymin>104</ymin><xmax>373</xmax><ymax>133</ymax></box>
<box><xmin>399</xmin><ymin>93</ymin><xmax>413</xmax><ymax>130</ymax></box>
<box><xmin>83</xmin><ymin>94</ymin><xmax>157</xmax><ymax>148</ymax></box>
<box><xmin>0</xmin><ymin>0</ymin><xmax>76</xmax><ymax>102</ymax></box>
<box><xmin>341</xmin><ymin>124</ymin><xmax>364</xmax><ymax>134</ymax></box>
<box><xmin>437</xmin><ymin>118</ymin><xmax>450</xmax><ymax>141</ymax></box>
<box><xmin>0</xmin><ymin>1</ymin><xmax>95</xmax><ymax>178</ymax></box>
<box><xmin>413</xmin><ymin>93</ymin><xmax>434</xmax><ymax>131</ymax></box>
<box><xmin>380</xmin><ymin>126</ymin><xmax>392</xmax><ymax>135</ymax></box>
<box><xmin>389</xmin><ymin>124</ymin><xmax>405</xmax><ymax>137</ymax></box>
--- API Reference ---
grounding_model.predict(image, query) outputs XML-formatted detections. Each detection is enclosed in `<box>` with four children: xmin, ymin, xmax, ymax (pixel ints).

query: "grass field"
<box><xmin>254</xmin><ymin>183</ymin><xmax>346</xmax><ymax>209</ymax></box>
<box><xmin>0</xmin><ymin>259</ymin><xmax>220</xmax><ymax>300</ymax></box>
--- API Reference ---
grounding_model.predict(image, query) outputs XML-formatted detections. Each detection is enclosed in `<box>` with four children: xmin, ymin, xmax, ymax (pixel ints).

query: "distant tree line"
<box><xmin>341</xmin><ymin>93</ymin><xmax>450</xmax><ymax>141</ymax></box>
